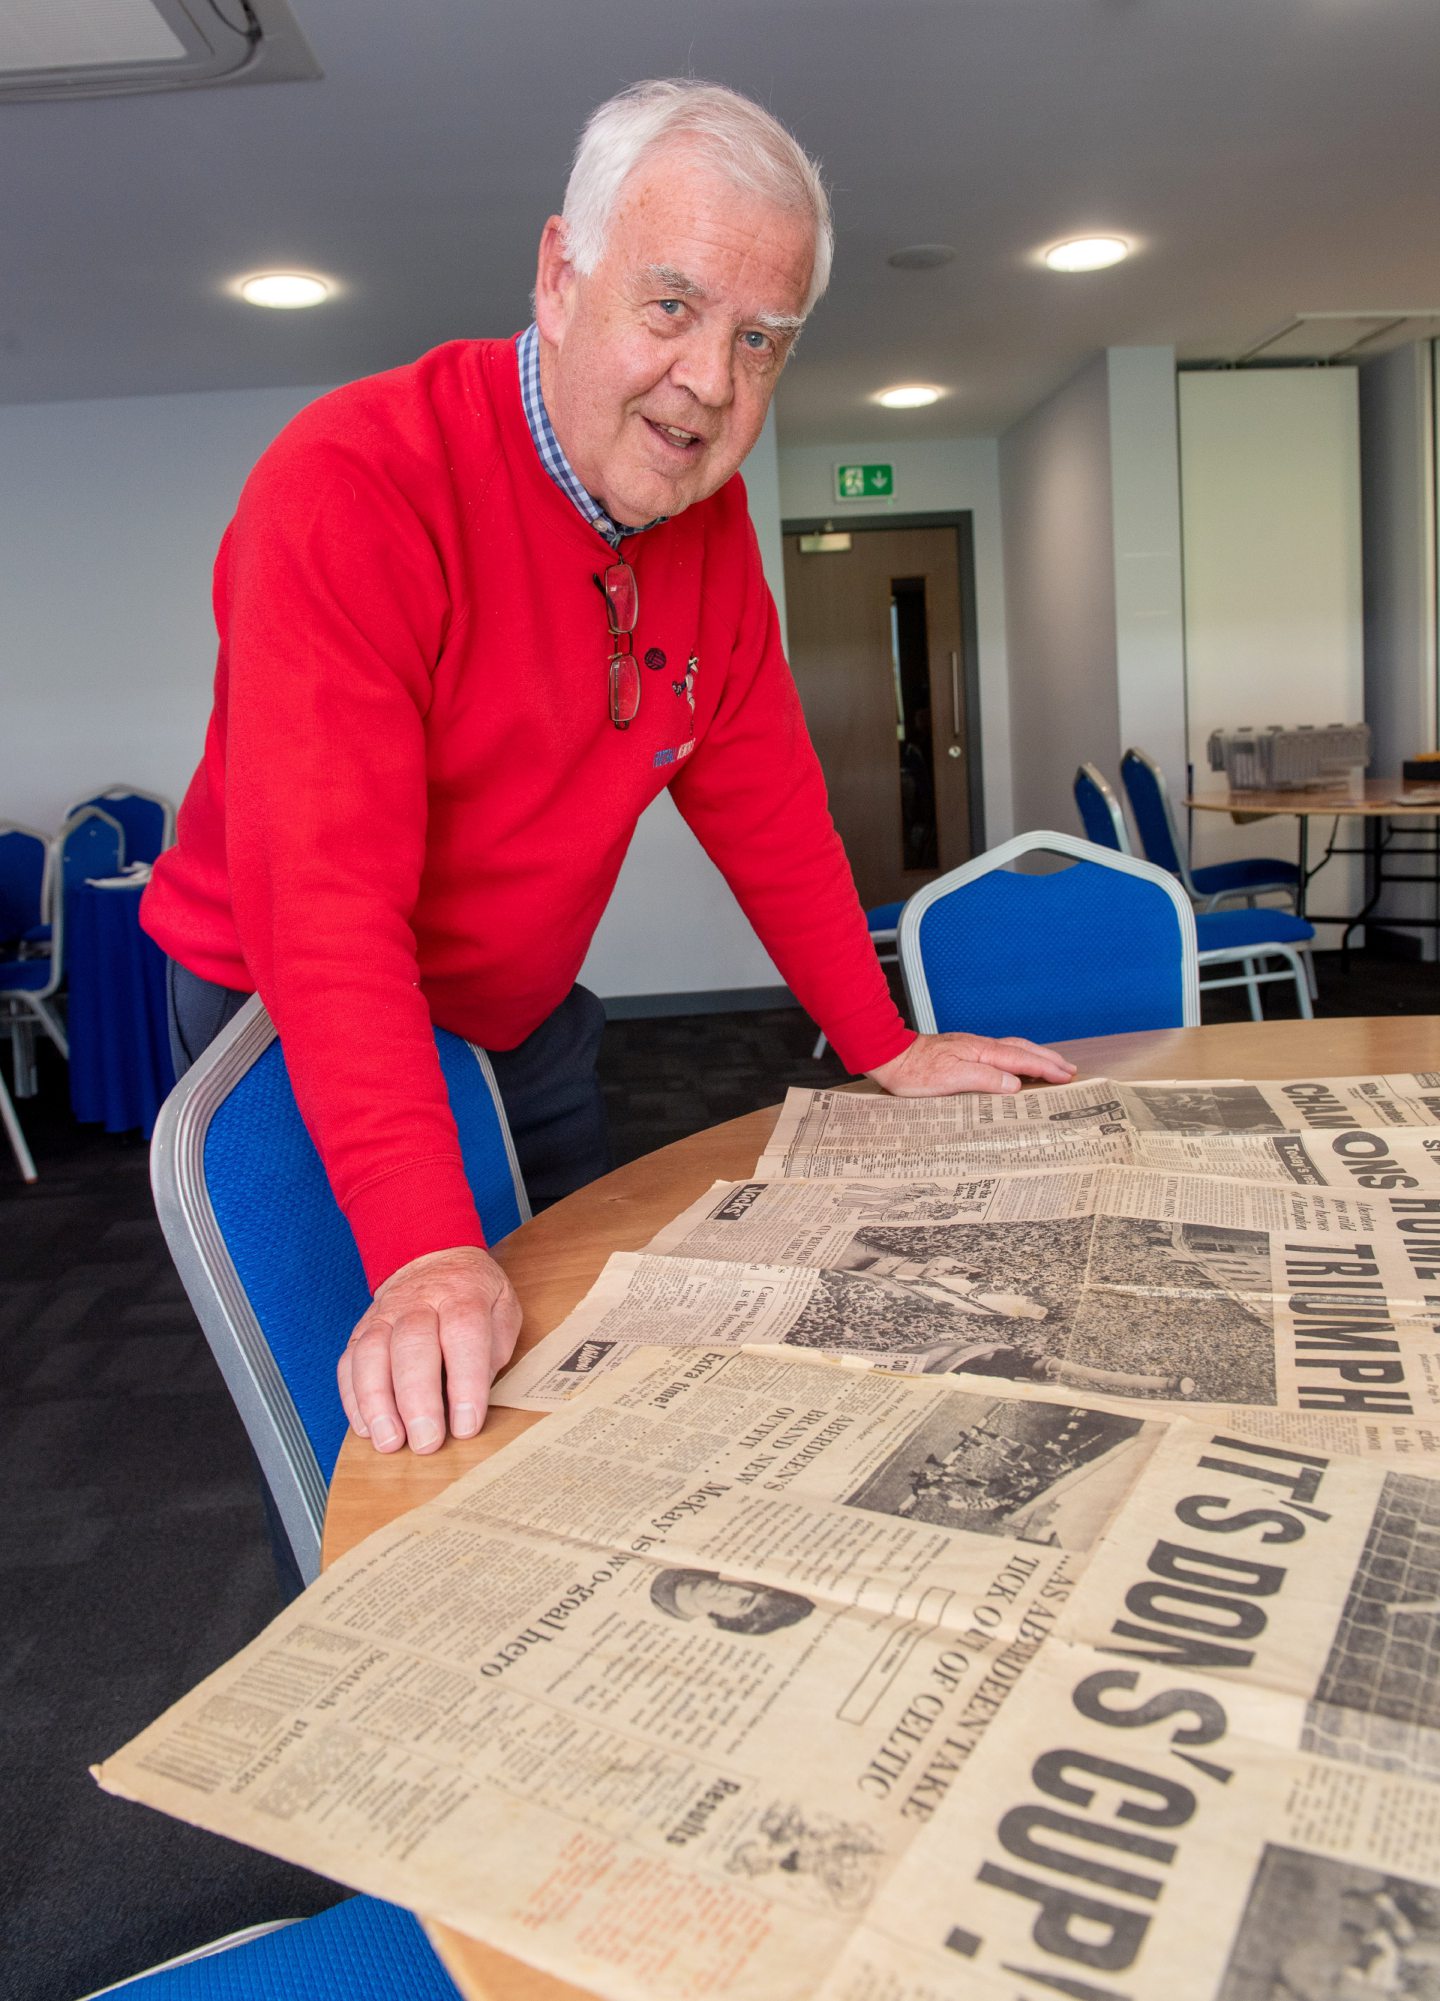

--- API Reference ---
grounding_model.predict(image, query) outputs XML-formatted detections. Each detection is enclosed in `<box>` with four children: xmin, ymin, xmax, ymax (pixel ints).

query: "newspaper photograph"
<box><xmin>499</xmin><ymin>1170</ymin><xmax>1440</xmax><ymax>1424</ymax></box>
<box><xmin>758</xmin><ymin>1078</ymin><xmax>1440</xmax><ymax>1185</ymax></box>
<box><xmin>95</xmin><ymin>1348</ymin><xmax>1167</xmax><ymax>2001</ymax></box>
<box><xmin>817</xmin><ymin>1416</ymin><xmax>1440</xmax><ymax>2000</ymax></box>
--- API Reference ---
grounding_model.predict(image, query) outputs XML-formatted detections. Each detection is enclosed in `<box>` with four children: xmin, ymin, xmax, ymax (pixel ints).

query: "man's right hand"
<box><xmin>337</xmin><ymin>1245</ymin><xmax>522</xmax><ymax>1454</ymax></box>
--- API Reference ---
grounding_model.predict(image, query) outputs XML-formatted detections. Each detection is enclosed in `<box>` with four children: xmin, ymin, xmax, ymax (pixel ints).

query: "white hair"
<box><xmin>561</xmin><ymin>79</ymin><xmax>833</xmax><ymax>319</ymax></box>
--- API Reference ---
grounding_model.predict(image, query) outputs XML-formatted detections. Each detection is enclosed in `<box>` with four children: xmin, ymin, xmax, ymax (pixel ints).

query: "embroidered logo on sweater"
<box><xmin>653</xmin><ymin>740</ymin><xmax>695</xmax><ymax>769</ymax></box>
<box><xmin>672</xmin><ymin>653</ymin><xmax>699</xmax><ymax>715</ymax></box>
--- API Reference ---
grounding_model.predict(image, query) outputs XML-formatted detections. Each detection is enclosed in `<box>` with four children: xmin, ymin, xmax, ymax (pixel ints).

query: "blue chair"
<box><xmin>66</xmin><ymin>784</ymin><xmax>175</xmax><ymax>865</ymax></box>
<box><xmin>81</xmin><ymin>1893</ymin><xmax>460</xmax><ymax>1999</ymax></box>
<box><xmin>898</xmin><ymin>830</ymin><xmax>1200</xmax><ymax>1043</ymax></box>
<box><xmin>1076</xmin><ymin>763</ymin><xmax>1315</xmax><ymax>1021</ymax></box>
<box><xmin>0</xmin><ymin>820</ymin><xmax>50</xmax><ymax>954</ymax></box>
<box><xmin>150</xmin><ymin>995</ymin><xmax>530</xmax><ymax>1584</ymax></box>
<box><xmin>2</xmin><ymin>807</ymin><xmax>125</xmax><ymax>1098</ymax></box>
<box><xmin>813</xmin><ymin>901</ymin><xmax>903</xmax><ymax>1059</ymax></box>
<box><xmin>1119</xmin><ymin>746</ymin><xmax>1299</xmax><ymax>910</ymax></box>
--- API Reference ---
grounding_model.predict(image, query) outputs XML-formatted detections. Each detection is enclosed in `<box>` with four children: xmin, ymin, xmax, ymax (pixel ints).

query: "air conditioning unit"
<box><xmin>0</xmin><ymin>0</ymin><xmax>320</xmax><ymax>105</ymax></box>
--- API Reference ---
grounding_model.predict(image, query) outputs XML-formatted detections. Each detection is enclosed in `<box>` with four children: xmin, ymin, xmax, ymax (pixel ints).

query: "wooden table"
<box><xmin>322</xmin><ymin>1013</ymin><xmax>1440</xmax><ymax>2001</ymax></box>
<box><xmin>1187</xmin><ymin>778</ymin><xmax>1440</xmax><ymax>953</ymax></box>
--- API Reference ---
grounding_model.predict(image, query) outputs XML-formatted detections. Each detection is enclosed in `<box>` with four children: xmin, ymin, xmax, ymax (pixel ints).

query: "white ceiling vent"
<box><xmin>0</xmin><ymin>0</ymin><xmax>320</xmax><ymax>103</ymax></box>
<box><xmin>1234</xmin><ymin>311</ymin><xmax>1440</xmax><ymax>363</ymax></box>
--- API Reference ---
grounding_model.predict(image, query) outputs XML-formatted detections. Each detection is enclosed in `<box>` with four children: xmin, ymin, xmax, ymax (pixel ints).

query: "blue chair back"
<box><xmin>59</xmin><ymin>806</ymin><xmax>126</xmax><ymax>899</ymax></box>
<box><xmin>0</xmin><ymin>823</ymin><xmax>46</xmax><ymax>946</ymax></box>
<box><xmin>151</xmin><ymin>997</ymin><xmax>529</xmax><ymax>1581</ymax></box>
<box><xmin>101</xmin><ymin>1895</ymin><xmax>460</xmax><ymax>1999</ymax></box>
<box><xmin>68</xmin><ymin>787</ymin><xmax>174</xmax><ymax>864</ymax></box>
<box><xmin>1119</xmin><ymin>747</ymin><xmax>1186</xmax><ymax>879</ymax></box>
<box><xmin>1073</xmin><ymin>764</ymin><xmax>1130</xmax><ymax>852</ymax></box>
<box><xmin>898</xmin><ymin>830</ymin><xmax>1200</xmax><ymax>1044</ymax></box>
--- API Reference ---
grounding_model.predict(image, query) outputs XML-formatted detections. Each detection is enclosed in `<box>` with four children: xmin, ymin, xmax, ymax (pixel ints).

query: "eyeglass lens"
<box><xmin>601</xmin><ymin>563</ymin><xmax>638</xmax><ymax>635</ymax></box>
<box><xmin>610</xmin><ymin>652</ymin><xmax>641</xmax><ymax>726</ymax></box>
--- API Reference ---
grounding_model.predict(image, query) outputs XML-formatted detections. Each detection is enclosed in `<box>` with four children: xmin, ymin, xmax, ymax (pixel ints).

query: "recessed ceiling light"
<box><xmin>876</xmin><ymin>384</ymin><xmax>943</xmax><ymax>410</ymax></box>
<box><xmin>1044</xmin><ymin>236</ymin><xmax>1130</xmax><ymax>273</ymax></box>
<box><xmin>887</xmin><ymin>244</ymin><xmax>957</xmax><ymax>271</ymax></box>
<box><xmin>239</xmin><ymin>272</ymin><xmax>330</xmax><ymax>309</ymax></box>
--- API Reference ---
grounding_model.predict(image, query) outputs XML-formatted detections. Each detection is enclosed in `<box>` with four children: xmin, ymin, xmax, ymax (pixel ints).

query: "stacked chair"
<box><xmin>1118</xmin><ymin>747</ymin><xmax>1300</xmax><ymax>911</ymax></box>
<box><xmin>0</xmin><ymin>787</ymin><xmax>174</xmax><ymax>1180</ymax></box>
<box><xmin>0</xmin><ymin>821</ymin><xmax>52</xmax><ymax>1178</ymax></box>
<box><xmin>64</xmin><ymin>785</ymin><xmax>175</xmax><ymax>866</ymax></box>
<box><xmin>0</xmin><ymin>806</ymin><xmax>128</xmax><ymax>1177</ymax></box>
<box><xmin>1076</xmin><ymin>760</ymin><xmax>1314</xmax><ymax>1019</ymax></box>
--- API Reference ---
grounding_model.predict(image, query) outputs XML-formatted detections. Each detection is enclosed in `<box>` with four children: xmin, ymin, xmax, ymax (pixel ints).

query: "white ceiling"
<box><xmin>3</xmin><ymin>0</ymin><xmax>1439</xmax><ymax>441</ymax></box>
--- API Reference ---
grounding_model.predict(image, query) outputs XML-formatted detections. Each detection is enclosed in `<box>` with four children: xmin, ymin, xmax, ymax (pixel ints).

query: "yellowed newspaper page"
<box><xmin>500</xmin><ymin>1169</ymin><xmax>1440</xmax><ymax>1426</ymax></box>
<box><xmin>97</xmin><ymin>1359</ymin><xmax>1440</xmax><ymax>2000</ymax></box>
<box><xmin>759</xmin><ymin>1078</ymin><xmax>1440</xmax><ymax>1182</ymax></box>
<box><xmin>96</xmin><ymin>1348</ymin><xmax>1167</xmax><ymax>2001</ymax></box>
<box><xmin>817</xmin><ymin>1416</ymin><xmax>1440</xmax><ymax>1998</ymax></box>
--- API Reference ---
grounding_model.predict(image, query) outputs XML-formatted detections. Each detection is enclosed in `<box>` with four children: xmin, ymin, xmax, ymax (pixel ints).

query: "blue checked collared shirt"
<box><xmin>516</xmin><ymin>324</ymin><xmax>664</xmax><ymax>548</ymax></box>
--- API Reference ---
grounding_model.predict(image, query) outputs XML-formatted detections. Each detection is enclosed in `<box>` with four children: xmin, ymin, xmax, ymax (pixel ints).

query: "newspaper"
<box><xmin>96</xmin><ymin>1351</ymin><xmax>1440</xmax><ymax>2001</ymax></box>
<box><xmin>96</xmin><ymin>1348</ymin><xmax>1161</xmax><ymax>1998</ymax></box>
<box><xmin>496</xmin><ymin>1167</ymin><xmax>1440</xmax><ymax>1425</ymax></box>
<box><xmin>818</xmin><ymin>1413</ymin><xmax>1440</xmax><ymax>1999</ymax></box>
<box><xmin>757</xmin><ymin>1077</ymin><xmax>1440</xmax><ymax>1186</ymax></box>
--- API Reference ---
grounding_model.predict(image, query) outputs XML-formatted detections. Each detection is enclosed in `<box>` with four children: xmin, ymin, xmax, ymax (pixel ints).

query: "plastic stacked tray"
<box><xmin>1206</xmin><ymin>723</ymin><xmax>1371</xmax><ymax>791</ymax></box>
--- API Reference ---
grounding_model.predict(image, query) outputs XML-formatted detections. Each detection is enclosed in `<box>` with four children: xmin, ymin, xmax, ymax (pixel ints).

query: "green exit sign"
<box><xmin>834</xmin><ymin>462</ymin><xmax>895</xmax><ymax>501</ymax></box>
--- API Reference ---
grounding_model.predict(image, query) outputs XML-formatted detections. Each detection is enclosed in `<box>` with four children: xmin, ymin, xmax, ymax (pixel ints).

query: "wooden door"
<box><xmin>782</xmin><ymin>525</ymin><xmax>972</xmax><ymax>910</ymax></box>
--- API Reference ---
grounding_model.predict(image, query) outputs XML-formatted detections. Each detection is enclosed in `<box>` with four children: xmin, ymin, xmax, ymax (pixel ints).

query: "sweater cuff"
<box><xmin>825</xmin><ymin>1013</ymin><xmax>917</xmax><ymax>1078</ymax></box>
<box><xmin>344</xmin><ymin>1160</ymin><xmax>487</xmax><ymax>1294</ymax></box>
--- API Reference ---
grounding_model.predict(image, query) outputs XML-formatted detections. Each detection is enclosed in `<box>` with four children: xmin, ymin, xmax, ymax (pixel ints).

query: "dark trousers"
<box><xmin>165</xmin><ymin>962</ymin><xmax>613</xmax><ymax>1601</ymax></box>
<box><xmin>165</xmin><ymin>962</ymin><xmax>614</xmax><ymax>1210</ymax></box>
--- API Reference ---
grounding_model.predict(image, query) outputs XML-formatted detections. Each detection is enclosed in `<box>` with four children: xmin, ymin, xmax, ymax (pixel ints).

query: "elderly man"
<box><xmin>144</xmin><ymin>79</ymin><xmax>1074</xmax><ymax>1463</ymax></box>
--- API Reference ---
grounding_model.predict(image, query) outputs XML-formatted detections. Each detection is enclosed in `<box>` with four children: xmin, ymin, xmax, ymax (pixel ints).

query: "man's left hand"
<box><xmin>868</xmin><ymin>1032</ymin><xmax>1077</xmax><ymax>1097</ymax></box>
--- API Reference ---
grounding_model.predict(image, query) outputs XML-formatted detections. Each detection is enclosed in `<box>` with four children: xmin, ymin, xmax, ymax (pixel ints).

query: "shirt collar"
<box><xmin>516</xmin><ymin>324</ymin><xmax>665</xmax><ymax>548</ymax></box>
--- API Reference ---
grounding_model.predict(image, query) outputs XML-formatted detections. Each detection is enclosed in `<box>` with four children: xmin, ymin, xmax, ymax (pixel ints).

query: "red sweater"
<box><xmin>143</xmin><ymin>339</ymin><xmax>913</xmax><ymax>1288</ymax></box>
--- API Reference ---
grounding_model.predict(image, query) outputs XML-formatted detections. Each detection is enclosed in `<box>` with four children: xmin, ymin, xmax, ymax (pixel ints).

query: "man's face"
<box><xmin>535</xmin><ymin>147</ymin><xmax>814</xmax><ymax>526</ymax></box>
<box><xmin>672</xmin><ymin>1575</ymin><xmax>768</xmax><ymax>1623</ymax></box>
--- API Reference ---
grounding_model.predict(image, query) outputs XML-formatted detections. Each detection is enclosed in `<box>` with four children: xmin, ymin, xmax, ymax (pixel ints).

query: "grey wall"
<box><xmin>999</xmin><ymin>352</ymin><xmax>1120</xmax><ymax>835</ymax></box>
<box><xmin>0</xmin><ymin>385</ymin><xmax>795</xmax><ymax>1002</ymax></box>
<box><xmin>1107</xmin><ymin>348</ymin><xmax>1186</xmax><ymax>802</ymax></box>
<box><xmin>0</xmin><ymin>382</ymin><xmax>331</xmax><ymax>831</ymax></box>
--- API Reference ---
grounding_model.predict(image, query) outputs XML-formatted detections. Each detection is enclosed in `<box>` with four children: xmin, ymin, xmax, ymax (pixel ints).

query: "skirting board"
<box><xmin>600</xmin><ymin>984</ymin><xmax>800</xmax><ymax>1020</ymax></box>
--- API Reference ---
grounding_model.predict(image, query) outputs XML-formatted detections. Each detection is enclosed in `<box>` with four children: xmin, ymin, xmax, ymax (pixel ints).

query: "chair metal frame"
<box><xmin>150</xmin><ymin>994</ymin><xmax>530</xmax><ymax>1583</ymax></box>
<box><xmin>75</xmin><ymin>1896</ymin><xmax>461</xmax><ymax>1999</ymax></box>
<box><xmin>76</xmin><ymin>1922</ymin><xmax>299</xmax><ymax>1998</ymax></box>
<box><xmin>898</xmin><ymin>829</ymin><xmax>1202</xmax><ymax>1036</ymax></box>
<box><xmin>1073</xmin><ymin>761</ymin><xmax>1130</xmax><ymax>853</ymax></box>
<box><xmin>1076</xmin><ymin>763</ymin><xmax>1314</xmax><ymax>1021</ymax></box>
<box><xmin>0</xmin><ymin>1068</ymin><xmax>36</xmax><ymax>1181</ymax></box>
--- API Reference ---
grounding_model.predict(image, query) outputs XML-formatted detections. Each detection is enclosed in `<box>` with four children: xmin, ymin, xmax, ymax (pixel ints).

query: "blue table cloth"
<box><xmin>67</xmin><ymin>880</ymin><xmax>175</xmax><ymax>1137</ymax></box>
